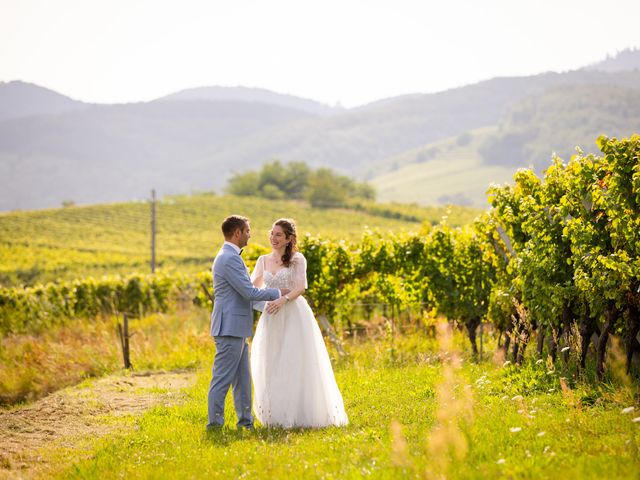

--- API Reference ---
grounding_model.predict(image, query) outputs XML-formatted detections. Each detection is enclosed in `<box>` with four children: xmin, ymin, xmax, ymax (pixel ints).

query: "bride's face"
<box><xmin>269</xmin><ymin>225</ymin><xmax>289</xmax><ymax>251</ymax></box>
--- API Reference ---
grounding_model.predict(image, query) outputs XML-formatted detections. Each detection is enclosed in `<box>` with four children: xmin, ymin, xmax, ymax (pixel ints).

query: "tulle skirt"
<box><xmin>250</xmin><ymin>297</ymin><xmax>349</xmax><ymax>428</ymax></box>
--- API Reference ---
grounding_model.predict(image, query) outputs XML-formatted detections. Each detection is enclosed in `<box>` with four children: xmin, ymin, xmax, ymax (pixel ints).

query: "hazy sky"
<box><xmin>1</xmin><ymin>0</ymin><xmax>639</xmax><ymax>107</ymax></box>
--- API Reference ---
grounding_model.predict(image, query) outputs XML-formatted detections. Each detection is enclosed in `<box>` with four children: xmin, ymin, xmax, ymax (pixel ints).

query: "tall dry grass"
<box><xmin>390</xmin><ymin>320</ymin><xmax>475</xmax><ymax>479</ymax></box>
<box><xmin>0</xmin><ymin>308</ymin><xmax>210</xmax><ymax>405</ymax></box>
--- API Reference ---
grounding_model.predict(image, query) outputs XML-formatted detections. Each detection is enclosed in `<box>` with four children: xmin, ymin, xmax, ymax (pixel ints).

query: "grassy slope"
<box><xmin>370</xmin><ymin>128</ymin><xmax>518</xmax><ymax>209</ymax></box>
<box><xmin>16</xmin><ymin>326</ymin><xmax>636</xmax><ymax>479</ymax></box>
<box><xmin>371</xmin><ymin>85</ymin><xmax>640</xmax><ymax>209</ymax></box>
<box><xmin>0</xmin><ymin>194</ymin><xmax>479</xmax><ymax>286</ymax></box>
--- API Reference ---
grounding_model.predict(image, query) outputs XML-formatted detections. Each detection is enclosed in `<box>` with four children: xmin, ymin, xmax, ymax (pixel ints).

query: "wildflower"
<box><xmin>510</xmin><ymin>427</ymin><xmax>522</xmax><ymax>433</ymax></box>
<box><xmin>561</xmin><ymin>346</ymin><xmax>570</xmax><ymax>353</ymax></box>
<box><xmin>548</xmin><ymin>388</ymin><xmax>555</xmax><ymax>393</ymax></box>
<box><xmin>537</xmin><ymin>431</ymin><xmax>546</xmax><ymax>437</ymax></box>
<box><xmin>632</xmin><ymin>417</ymin><xmax>640</xmax><ymax>423</ymax></box>
<box><xmin>622</xmin><ymin>406</ymin><xmax>635</xmax><ymax>414</ymax></box>
<box><xmin>503</xmin><ymin>360</ymin><xmax>511</xmax><ymax>367</ymax></box>
<box><xmin>496</xmin><ymin>459</ymin><xmax>506</xmax><ymax>465</ymax></box>
<box><xmin>501</xmin><ymin>395</ymin><xmax>509</xmax><ymax>401</ymax></box>
<box><xmin>511</xmin><ymin>395</ymin><xmax>523</xmax><ymax>401</ymax></box>
<box><xmin>536</xmin><ymin>359</ymin><xmax>544</xmax><ymax>364</ymax></box>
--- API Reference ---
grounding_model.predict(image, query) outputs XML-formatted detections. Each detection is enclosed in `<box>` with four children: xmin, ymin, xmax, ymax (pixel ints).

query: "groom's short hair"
<box><xmin>222</xmin><ymin>215</ymin><xmax>249</xmax><ymax>238</ymax></box>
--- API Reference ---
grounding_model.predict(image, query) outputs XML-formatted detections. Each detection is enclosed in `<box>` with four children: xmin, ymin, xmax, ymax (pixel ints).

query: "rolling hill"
<box><xmin>479</xmin><ymin>84</ymin><xmax>640</xmax><ymax>170</ymax></box>
<box><xmin>370</xmin><ymin>127</ymin><xmax>516</xmax><ymax>208</ymax></box>
<box><xmin>160</xmin><ymin>86</ymin><xmax>342</xmax><ymax>116</ymax></box>
<box><xmin>0</xmin><ymin>193</ymin><xmax>479</xmax><ymax>287</ymax></box>
<box><xmin>372</xmin><ymin>83</ymin><xmax>640</xmax><ymax>208</ymax></box>
<box><xmin>1</xmin><ymin>49</ymin><xmax>640</xmax><ymax>211</ymax></box>
<box><xmin>0</xmin><ymin>99</ymin><xmax>315</xmax><ymax>210</ymax></box>
<box><xmin>0</xmin><ymin>81</ymin><xmax>89</xmax><ymax>121</ymax></box>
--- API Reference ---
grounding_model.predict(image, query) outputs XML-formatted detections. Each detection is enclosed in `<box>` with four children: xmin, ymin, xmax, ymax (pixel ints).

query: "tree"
<box><xmin>307</xmin><ymin>168</ymin><xmax>347</xmax><ymax>208</ymax></box>
<box><xmin>226</xmin><ymin>171</ymin><xmax>259</xmax><ymax>196</ymax></box>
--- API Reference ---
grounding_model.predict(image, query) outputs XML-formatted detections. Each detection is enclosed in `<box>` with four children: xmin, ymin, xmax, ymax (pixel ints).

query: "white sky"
<box><xmin>1</xmin><ymin>0</ymin><xmax>639</xmax><ymax>107</ymax></box>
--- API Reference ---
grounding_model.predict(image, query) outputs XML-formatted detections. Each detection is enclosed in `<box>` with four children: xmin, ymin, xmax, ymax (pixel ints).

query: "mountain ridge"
<box><xmin>0</xmin><ymin>80</ymin><xmax>89</xmax><ymax>122</ymax></box>
<box><xmin>1</xmin><ymin>49</ymin><xmax>639</xmax><ymax>211</ymax></box>
<box><xmin>160</xmin><ymin>85</ymin><xmax>342</xmax><ymax>116</ymax></box>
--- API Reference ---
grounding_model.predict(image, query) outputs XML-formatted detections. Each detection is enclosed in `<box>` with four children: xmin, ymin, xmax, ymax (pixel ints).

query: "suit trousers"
<box><xmin>207</xmin><ymin>336</ymin><xmax>253</xmax><ymax>427</ymax></box>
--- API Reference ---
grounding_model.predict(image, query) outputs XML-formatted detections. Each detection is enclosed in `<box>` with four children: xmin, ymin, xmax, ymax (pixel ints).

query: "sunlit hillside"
<box><xmin>371</xmin><ymin>127</ymin><xmax>516</xmax><ymax>208</ymax></box>
<box><xmin>0</xmin><ymin>194</ymin><xmax>479</xmax><ymax>287</ymax></box>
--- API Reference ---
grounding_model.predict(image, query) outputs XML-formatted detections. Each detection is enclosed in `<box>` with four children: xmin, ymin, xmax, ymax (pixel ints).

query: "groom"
<box><xmin>207</xmin><ymin>215</ymin><xmax>287</xmax><ymax>430</ymax></box>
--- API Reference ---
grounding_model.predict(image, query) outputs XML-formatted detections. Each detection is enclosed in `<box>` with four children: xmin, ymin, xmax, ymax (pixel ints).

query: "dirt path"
<box><xmin>0</xmin><ymin>370</ymin><xmax>196</xmax><ymax>478</ymax></box>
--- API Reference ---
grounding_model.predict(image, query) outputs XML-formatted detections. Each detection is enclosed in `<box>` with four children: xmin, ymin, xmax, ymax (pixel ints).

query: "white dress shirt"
<box><xmin>224</xmin><ymin>241</ymin><xmax>241</xmax><ymax>254</ymax></box>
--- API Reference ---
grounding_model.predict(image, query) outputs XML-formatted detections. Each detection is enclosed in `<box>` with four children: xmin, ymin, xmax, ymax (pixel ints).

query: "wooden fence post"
<box><xmin>118</xmin><ymin>313</ymin><xmax>132</xmax><ymax>369</ymax></box>
<box><xmin>151</xmin><ymin>189</ymin><xmax>157</xmax><ymax>274</ymax></box>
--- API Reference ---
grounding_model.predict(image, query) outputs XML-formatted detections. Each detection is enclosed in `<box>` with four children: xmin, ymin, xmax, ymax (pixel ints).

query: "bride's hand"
<box><xmin>266</xmin><ymin>296</ymin><xmax>287</xmax><ymax>314</ymax></box>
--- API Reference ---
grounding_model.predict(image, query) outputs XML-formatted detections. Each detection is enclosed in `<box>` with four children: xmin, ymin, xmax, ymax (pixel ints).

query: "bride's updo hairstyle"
<box><xmin>274</xmin><ymin>218</ymin><xmax>298</xmax><ymax>267</ymax></box>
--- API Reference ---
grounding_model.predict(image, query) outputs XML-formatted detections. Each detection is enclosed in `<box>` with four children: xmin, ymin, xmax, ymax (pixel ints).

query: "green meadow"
<box><xmin>1</xmin><ymin>193</ymin><xmax>638</xmax><ymax>479</ymax></box>
<box><xmin>2</xmin><ymin>309</ymin><xmax>637</xmax><ymax>479</ymax></box>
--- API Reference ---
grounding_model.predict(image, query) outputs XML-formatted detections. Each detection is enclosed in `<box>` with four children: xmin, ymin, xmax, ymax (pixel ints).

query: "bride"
<box><xmin>250</xmin><ymin>218</ymin><xmax>348</xmax><ymax>428</ymax></box>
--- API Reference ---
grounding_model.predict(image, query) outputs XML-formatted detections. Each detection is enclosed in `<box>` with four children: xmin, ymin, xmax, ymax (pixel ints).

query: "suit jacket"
<box><xmin>210</xmin><ymin>243</ymin><xmax>280</xmax><ymax>338</ymax></box>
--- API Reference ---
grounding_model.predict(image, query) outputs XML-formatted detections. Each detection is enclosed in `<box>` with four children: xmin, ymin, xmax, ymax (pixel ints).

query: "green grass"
<box><xmin>371</xmin><ymin>127</ymin><xmax>518</xmax><ymax>209</ymax></box>
<box><xmin>0</xmin><ymin>193</ymin><xmax>479</xmax><ymax>287</ymax></box>
<box><xmin>26</xmin><ymin>328</ymin><xmax>637</xmax><ymax>479</ymax></box>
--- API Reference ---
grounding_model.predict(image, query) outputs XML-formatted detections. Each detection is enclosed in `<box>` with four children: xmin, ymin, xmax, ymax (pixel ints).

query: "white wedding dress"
<box><xmin>250</xmin><ymin>252</ymin><xmax>348</xmax><ymax>428</ymax></box>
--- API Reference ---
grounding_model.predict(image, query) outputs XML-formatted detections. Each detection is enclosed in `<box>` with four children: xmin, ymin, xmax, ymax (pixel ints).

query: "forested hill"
<box><xmin>1</xmin><ymin>49</ymin><xmax>639</xmax><ymax>210</ymax></box>
<box><xmin>0</xmin><ymin>81</ymin><xmax>89</xmax><ymax>121</ymax></box>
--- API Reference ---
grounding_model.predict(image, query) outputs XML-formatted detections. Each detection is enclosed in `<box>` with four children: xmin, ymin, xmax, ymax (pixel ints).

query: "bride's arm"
<box><xmin>250</xmin><ymin>255</ymin><xmax>264</xmax><ymax>288</ymax></box>
<box><xmin>285</xmin><ymin>253</ymin><xmax>307</xmax><ymax>301</ymax></box>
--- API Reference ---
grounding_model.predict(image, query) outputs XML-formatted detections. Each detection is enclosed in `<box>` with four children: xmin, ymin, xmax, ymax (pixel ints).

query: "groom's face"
<box><xmin>238</xmin><ymin>223</ymin><xmax>251</xmax><ymax>248</ymax></box>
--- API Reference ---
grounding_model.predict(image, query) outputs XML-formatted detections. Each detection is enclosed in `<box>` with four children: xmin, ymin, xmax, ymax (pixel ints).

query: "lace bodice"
<box><xmin>251</xmin><ymin>252</ymin><xmax>308</xmax><ymax>291</ymax></box>
<box><xmin>263</xmin><ymin>268</ymin><xmax>296</xmax><ymax>289</ymax></box>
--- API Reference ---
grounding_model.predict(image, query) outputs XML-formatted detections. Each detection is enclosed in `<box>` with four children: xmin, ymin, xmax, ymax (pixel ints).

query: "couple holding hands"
<box><xmin>207</xmin><ymin>215</ymin><xmax>348</xmax><ymax>430</ymax></box>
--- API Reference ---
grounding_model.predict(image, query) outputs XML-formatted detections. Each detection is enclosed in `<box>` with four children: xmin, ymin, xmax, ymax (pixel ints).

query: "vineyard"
<box><xmin>2</xmin><ymin>136</ymin><xmax>640</xmax><ymax>378</ymax></box>
<box><xmin>0</xmin><ymin>193</ymin><xmax>477</xmax><ymax>287</ymax></box>
<box><xmin>1</xmin><ymin>136</ymin><xmax>639</xmax><ymax>478</ymax></box>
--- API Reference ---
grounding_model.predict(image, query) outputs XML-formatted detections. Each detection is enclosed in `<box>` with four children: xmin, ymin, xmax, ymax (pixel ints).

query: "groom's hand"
<box><xmin>267</xmin><ymin>296</ymin><xmax>287</xmax><ymax>315</ymax></box>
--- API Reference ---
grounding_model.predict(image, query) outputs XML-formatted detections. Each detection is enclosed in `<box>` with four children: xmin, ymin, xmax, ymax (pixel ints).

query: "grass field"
<box><xmin>2</xmin><ymin>194</ymin><xmax>638</xmax><ymax>479</ymax></box>
<box><xmin>371</xmin><ymin>127</ymin><xmax>518</xmax><ymax>208</ymax></box>
<box><xmin>0</xmin><ymin>193</ymin><xmax>479</xmax><ymax>287</ymax></box>
<box><xmin>2</xmin><ymin>309</ymin><xmax>638</xmax><ymax>479</ymax></box>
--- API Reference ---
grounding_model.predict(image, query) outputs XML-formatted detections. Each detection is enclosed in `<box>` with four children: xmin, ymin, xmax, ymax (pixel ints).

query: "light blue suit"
<box><xmin>207</xmin><ymin>243</ymin><xmax>280</xmax><ymax>428</ymax></box>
